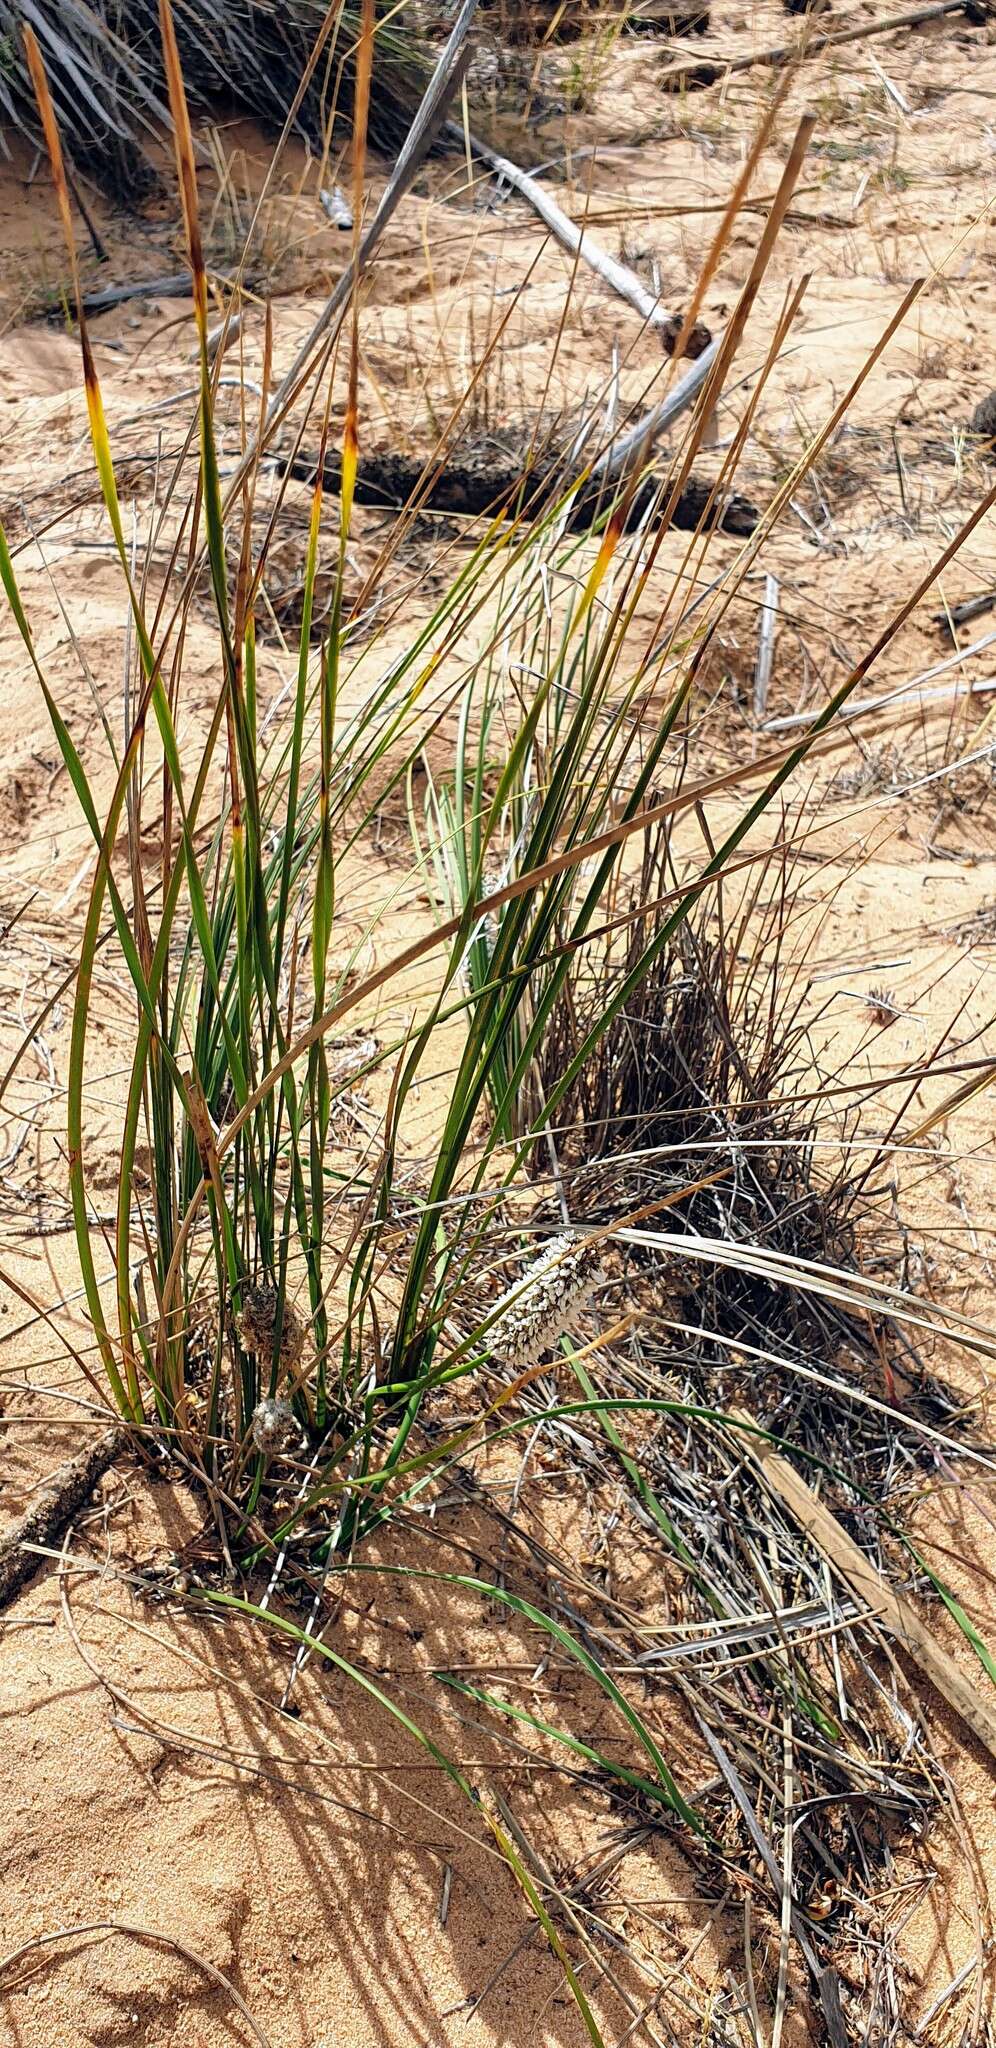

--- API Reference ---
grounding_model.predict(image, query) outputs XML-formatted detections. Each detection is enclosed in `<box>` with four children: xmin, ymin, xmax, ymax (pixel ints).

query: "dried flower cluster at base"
<box><xmin>235</xmin><ymin>1285</ymin><xmax>306</xmax><ymax>1372</ymax></box>
<box><xmin>250</xmin><ymin>1396</ymin><xmax>297</xmax><ymax>1456</ymax></box>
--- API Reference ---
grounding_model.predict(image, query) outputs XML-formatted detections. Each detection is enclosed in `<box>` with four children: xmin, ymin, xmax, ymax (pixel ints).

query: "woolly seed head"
<box><xmin>250</xmin><ymin>1397</ymin><xmax>296</xmax><ymax>1456</ymax></box>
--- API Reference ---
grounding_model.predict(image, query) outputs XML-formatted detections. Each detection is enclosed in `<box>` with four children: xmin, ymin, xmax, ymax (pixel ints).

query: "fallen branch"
<box><xmin>770</xmin><ymin>672</ymin><xmax>996</xmax><ymax>734</ymax></box>
<box><xmin>660</xmin><ymin>0</ymin><xmax>968</xmax><ymax>91</ymax></box>
<box><xmin>764</xmin><ymin>624</ymin><xmax>996</xmax><ymax>731</ymax></box>
<box><xmin>38</xmin><ymin>271</ymin><xmax>241</xmax><ymax>321</ymax></box>
<box><xmin>0</xmin><ymin>1425</ymin><xmax>127</xmax><ymax>1609</ymax></box>
<box><xmin>75</xmin><ymin>273</ymin><xmax>206</xmax><ymax>314</ymax></box>
<box><xmin>449</xmin><ymin>123</ymin><xmax>712</xmax><ymax>359</ymax></box>
<box><xmin>589</xmin><ymin>334</ymin><xmax>720</xmax><ymax>485</ymax></box>
<box><xmin>934</xmin><ymin>589</ymin><xmax>996</xmax><ymax>635</ymax></box>
<box><xmin>753</xmin><ymin>571</ymin><xmax>779</xmax><ymax>721</ymax></box>
<box><xmin>735</xmin><ymin>1411</ymin><xmax>996</xmax><ymax>1767</ymax></box>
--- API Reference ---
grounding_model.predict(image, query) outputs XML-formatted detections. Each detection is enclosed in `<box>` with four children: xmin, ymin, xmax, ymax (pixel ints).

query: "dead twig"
<box><xmin>754</xmin><ymin>572</ymin><xmax>779</xmax><ymax>723</ymax></box>
<box><xmin>733</xmin><ymin>1411</ymin><xmax>996</xmax><ymax>1767</ymax></box>
<box><xmin>933</xmin><ymin>590</ymin><xmax>996</xmax><ymax>635</ymax></box>
<box><xmin>660</xmin><ymin>0</ymin><xmax>968</xmax><ymax>91</ymax></box>
<box><xmin>0</xmin><ymin>1426</ymin><xmax>127</xmax><ymax>1609</ymax></box>
<box><xmin>449</xmin><ymin>124</ymin><xmax>712</xmax><ymax>359</ymax></box>
<box><xmin>52</xmin><ymin>272</ymin><xmax>235</xmax><ymax>317</ymax></box>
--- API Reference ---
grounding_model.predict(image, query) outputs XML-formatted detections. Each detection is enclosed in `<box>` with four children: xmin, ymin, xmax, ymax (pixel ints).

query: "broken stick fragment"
<box><xmin>733</xmin><ymin>1409</ymin><xmax>996</xmax><ymax>1768</ymax></box>
<box><xmin>450</xmin><ymin>123</ymin><xmax>712</xmax><ymax>359</ymax></box>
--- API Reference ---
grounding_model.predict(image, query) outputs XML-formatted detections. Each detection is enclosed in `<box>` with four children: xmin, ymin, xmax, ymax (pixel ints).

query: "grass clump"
<box><xmin>5</xmin><ymin>11</ymin><xmax>996</xmax><ymax>2043</ymax></box>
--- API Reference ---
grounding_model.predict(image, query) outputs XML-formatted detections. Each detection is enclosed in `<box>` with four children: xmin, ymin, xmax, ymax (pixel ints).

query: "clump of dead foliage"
<box><xmin>525</xmin><ymin>822</ymin><xmax>974</xmax><ymax>1511</ymax></box>
<box><xmin>0</xmin><ymin>0</ymin><xmax>434</xmax><ymax>192</ymax></box>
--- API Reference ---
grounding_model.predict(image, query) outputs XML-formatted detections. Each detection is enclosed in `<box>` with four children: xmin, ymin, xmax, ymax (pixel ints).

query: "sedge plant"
<box><xmin>7</xmin><ymin>12</ymin><xmax>996</xmax><ymax>2039</ymax></box>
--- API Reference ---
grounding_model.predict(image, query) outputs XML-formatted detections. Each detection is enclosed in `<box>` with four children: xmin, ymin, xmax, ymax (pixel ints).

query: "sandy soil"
<box><xmin>3</xmin><ymin>3</ymin><xmax>996</xmax><ymax>2043</ymax></box>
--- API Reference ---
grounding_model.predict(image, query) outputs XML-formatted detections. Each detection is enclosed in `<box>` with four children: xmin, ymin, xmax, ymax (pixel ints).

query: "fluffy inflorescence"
<box><xmin>250</xmin><ymin>1397</ymin><xmax>297</xmax><ymax>1456</ymax></box>
<box><xmin>235</xmin><ymin>1285</ymin><xmax>306</xmax><ymax>1371</ymax></box>
<box><xmin>486</xmin><ymin>1232</ymin><xmax>602</xmax><ymax>1372</ymax></box>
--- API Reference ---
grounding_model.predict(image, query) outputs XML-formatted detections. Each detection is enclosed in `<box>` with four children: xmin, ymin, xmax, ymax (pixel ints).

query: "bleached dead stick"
<box><xmin>454</xmin><ymin>76</ymin><xmax>795</xmax><ymax>494</ymax></box>
<box><xmin>765</xmin><ymin>625</ymin><xmax>996</xmax><ymax>731</ymax></box>
<box><xmin>452</xmin><ymin>122</ymin><xmax>704</xmax><ymax>348</ymax></box>
<box><xmin>753</xmin><ymin>572</ymin><xmax>779</xmax><ymax>721</ymax></box>
<box><xmin>733</xmin><ymin>1410</ymin><xmax>996</xmax><ymax>1767</ymax></box>
<box><xmin>589</xmin><ymin>334</ymin><xmax>721</xmax><ymax>484</ymax></box>
<box><xmin>775</xmin><ymin>673</ymin><xmax>996</xmax><ymax>732</ymax></box>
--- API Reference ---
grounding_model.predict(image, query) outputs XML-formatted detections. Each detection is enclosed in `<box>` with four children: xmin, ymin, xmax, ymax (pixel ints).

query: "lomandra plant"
<box><xmin>8</xmin><ymin>9</ymin><xmax>996</xmax><ymax>2039</ymax></box>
